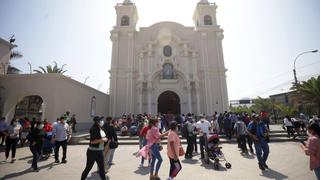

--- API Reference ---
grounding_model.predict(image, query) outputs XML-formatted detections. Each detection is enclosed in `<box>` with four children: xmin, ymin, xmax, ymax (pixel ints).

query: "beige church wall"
<box><xmin>0</xmin><ymin>74</ymin><xmax>108</xmax><ymax>130</ymax></box>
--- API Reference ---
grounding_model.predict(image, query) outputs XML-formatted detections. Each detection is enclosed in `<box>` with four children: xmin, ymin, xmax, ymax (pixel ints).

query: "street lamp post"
<box><xmin>293</xmin><ymin>50</ymin><xmax>318</xmax><ymax>85</ymax></box>
<box><xmin>27</xmin><ymin>62</ymin><xmax>32</xmax><ymax>74</ymax></box>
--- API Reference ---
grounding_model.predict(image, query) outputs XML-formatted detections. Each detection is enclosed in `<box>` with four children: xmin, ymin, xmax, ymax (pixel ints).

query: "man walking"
<box><xmin>52</xmin><ymin>116</ymin><xmax>70</xmax><ymax>163</ymax></box>
<box><xmin>247</xmin><ymin>114</ymin><xmax>269</xmax><ymax>170</ymax></box>
<box><xmin>196</xmin><ymin>114</ymin><xmax>211</xmax><ymax>159</ymax></box>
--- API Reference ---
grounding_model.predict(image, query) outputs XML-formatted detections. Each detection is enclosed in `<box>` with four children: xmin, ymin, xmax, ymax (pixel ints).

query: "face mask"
<box><xmin>99</xmin><ymin>120</ymin><xmax>105</xmax><ymax>127</ymax></box>
<box><xmin>38</xmin><ymin>124</ymin><xmax>44</xmax><ymax>129</ymax></box>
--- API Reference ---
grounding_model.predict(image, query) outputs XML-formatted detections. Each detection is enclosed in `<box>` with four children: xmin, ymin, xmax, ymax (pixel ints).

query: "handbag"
<box><xmin>109</xmin><ymin>137</ymin><xmax>119</xmax><ymax>149</ymax></box>
<box><xmin>178</xmin><ymin>146</ymin><xmax>185</xmax><ymax>156</ymax></box>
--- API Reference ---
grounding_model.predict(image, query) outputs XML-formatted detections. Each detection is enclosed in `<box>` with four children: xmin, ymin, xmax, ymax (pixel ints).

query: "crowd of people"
<box><xmin>1</xmin><ymin>110</ymin><xmax>320</xmax><ymax>180</ymax></box>
<box><xmin>0</xmin><ymin>111</ymin><xmax>76</xmax><ymax>171</ymax></box>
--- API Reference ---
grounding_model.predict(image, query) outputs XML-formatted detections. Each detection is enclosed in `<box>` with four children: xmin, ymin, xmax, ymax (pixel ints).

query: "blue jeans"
<box><xmin>108</xmin><ymin>148</ymin><xmax>115</xmax><ymax>165</ymax></box>
<box><xmin>254</xmin><ymin>139</ymin><xmax>269</xmax><ymax>165</ymax></box>
<box><xmin>314</xmin><ymin>167</ymin><xmax>320</xmax><ymax>180</ymax></box>
<box><xmin>150</xmin><ymin>144</ymin><xmax>163</xmax><ymax>175</ymax></box>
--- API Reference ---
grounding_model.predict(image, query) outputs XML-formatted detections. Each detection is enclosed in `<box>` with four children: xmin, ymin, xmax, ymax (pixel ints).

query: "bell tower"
<box><xmin>109</xmin><ymin>0</ymin><xmax>139</xmax><ymax>116</ymax></box>
<box><xmin>193</xmin><ymin>0</ymin><xmax>218</xmax><ymax>29</ymax></box>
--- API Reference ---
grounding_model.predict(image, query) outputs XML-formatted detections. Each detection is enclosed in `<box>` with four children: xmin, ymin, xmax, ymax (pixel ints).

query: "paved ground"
<box><xmin>0</xmin><ymin>142</ymin><xmax>316</xmax><ymax>180</ymax></box>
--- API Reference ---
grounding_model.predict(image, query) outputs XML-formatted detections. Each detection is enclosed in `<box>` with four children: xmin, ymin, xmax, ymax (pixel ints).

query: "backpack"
<box><xmin>181</xmin><ymin>123</ymin><xmax>189</xmax><ymax>139</ymax></box>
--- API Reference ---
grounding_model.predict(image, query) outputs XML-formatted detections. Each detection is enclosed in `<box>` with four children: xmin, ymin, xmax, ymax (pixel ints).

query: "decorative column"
<box><xmin>137</xmin><ymin>83</ymin><xmax>143</xmax><ymax>113</ymax></box>
<box><xmin>147</xmin><ymin>82</ymin><xmax>152</xmax><ymax>114</ymax></box>
<box><xmin>186</xmin><ymin>84</ymin><xmax>192</xmax><ymax>113</ymax></box>
<box><xmin>195</xmin><ymin>82</ymin><xmax>201</xmax><ymax>115</ymax></box>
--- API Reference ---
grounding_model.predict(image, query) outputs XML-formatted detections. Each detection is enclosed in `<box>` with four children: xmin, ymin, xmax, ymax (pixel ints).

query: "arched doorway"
<box><xmin>14</xmin><ymin>95</ymin><xmax>44</xmax><ymax>120</ymax></box>
<box><xmin>157</xmin><ymin>91</ymin><xmax>180</xmax><ymax>114</ymax></box>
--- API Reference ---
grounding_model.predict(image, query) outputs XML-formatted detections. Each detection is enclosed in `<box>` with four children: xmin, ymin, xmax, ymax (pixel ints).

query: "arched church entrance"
<box><xmin>157</xmin><ymin>91</ymin><xmax>180</xmax><ymax>115</ymax></box>
<box><xmin>14</xmin><ymin>95</ymin><xmax>44</xmax><ymax>120</ymax></box>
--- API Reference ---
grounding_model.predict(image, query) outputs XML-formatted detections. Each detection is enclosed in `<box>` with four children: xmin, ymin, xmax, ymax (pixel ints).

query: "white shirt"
<box><xmin>196</xmin><ymin>119</ymin><xmax>211</xmax><ymax>135</ymax></box>
<box><xmin>283</xmin><ymin>118</ymin><xmax>293</xmax><ymax>127</ymax></box>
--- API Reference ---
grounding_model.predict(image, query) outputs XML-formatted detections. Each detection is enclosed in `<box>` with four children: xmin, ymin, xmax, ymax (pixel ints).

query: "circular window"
<box><xmin>163</xmin><ymin>45</ymin><xmax>172</xmax><ymax>57</ymax></box>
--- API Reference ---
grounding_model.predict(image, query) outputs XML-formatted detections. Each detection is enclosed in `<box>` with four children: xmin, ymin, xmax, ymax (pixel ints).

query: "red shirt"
<box><xmin>139</xmin><ymin>126</ymin><xmax>149</xmax><ymax>137</ymax></box>
<box><xmin>44</xmin><ymin>123</ymin><xmax>53</xmax><ymax>132</ymax></box>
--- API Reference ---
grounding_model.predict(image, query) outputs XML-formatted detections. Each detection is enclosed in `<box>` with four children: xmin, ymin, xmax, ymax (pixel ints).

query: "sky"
<box><xmin>0</xmin><ymin>0</ymin><xmax>319</xmax><ymax>100</ymax></box>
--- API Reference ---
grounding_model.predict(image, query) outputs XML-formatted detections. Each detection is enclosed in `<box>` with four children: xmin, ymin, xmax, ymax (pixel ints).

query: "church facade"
<box><xmin>109</xmin><ymin>0</ymin><xmax>228</xmax><ymax>117</ymax></box>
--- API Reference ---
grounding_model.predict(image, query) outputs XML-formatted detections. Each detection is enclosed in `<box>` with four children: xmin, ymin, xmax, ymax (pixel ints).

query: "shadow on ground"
<box><xmin>134</xmin><ymin>167</ymin><xmax>149</xmax><ymax>176</ymax></box>
<box><xmin>260</xmin><ymin>168</ymin><xmax>288</xmax><ymax>180</ymax></box>
<box><xmin>0</xmin><ymin>162</ymin><xmax>59</xmax><ymax>179</ymax></box>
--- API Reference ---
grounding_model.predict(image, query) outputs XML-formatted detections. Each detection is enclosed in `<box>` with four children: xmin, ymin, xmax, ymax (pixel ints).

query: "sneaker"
<box><xmin>259</xmin><ymin>163</ymin><xmax>265</xmax><ymax>171</ymax></box>
<box><xmin>61</xmin><ymin>160</ymin><xmax>67</xmax><ymax>164</ymax></box>
<box><xmin>139</xmin><ymin>164</ymin><xmax>143</xmax><ymax>168</ymax></box>
<box><xmin>264</xmin><ymin>163</ymin><xmax>269</xmax><ymax>169</ymax></box>
<box><xmin>11</xmin><ymin>158</ymin><xmax>16</xmax><ymax>163</ymax></box>
<box><xmin>166</xmin><ymin>177</ymin><xmax>173</xmax><ymax>180</ymax></box>
<box><xmin>54</xmin><ymin>159</ymin><xmax>60</xmax><ymax>163</ymax></box>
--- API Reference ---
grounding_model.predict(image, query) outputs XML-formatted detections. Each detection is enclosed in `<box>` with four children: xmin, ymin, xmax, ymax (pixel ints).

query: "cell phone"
<box><xmin>300</xmin><ymin>140</ymin><xmax>306</xmax><ymax>146</ymax></box>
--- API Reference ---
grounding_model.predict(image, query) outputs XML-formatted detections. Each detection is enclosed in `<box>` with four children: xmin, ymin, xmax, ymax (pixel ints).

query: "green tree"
<box><xmin>294</xmin><ymin>75</ymin><xmax>320</xmax><ymax>114</ymax></box>
<box><xmin>34</xmin><ymin>61</ymin><xmax>67</xmax><ymax>74</ymax></box>
<box><xmin>275</xmin><ymin>104</ymin><xmax>298</xmax><ymax>117</ymax></box>
<box><xmin>251</xmin><ymin>97</ymin><xmax>273</xmax><ymax>113</ymax></box>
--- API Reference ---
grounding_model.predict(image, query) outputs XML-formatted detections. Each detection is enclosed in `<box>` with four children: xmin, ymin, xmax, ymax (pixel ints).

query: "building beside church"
<box><xmin>109</xmin><ymin>0</ymin><xmax>229</xmax><ymax>116</ymax></box>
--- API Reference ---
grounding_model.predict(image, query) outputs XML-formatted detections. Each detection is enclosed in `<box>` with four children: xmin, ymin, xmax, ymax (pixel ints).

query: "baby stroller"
<box><xmin>204</xmin><ymin>133</ymin><xmax>232</xmax><ymax>170</ymax></box>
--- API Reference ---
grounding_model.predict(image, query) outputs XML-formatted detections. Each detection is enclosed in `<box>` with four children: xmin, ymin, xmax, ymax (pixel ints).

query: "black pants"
<box><xmin>286</xmin><ymin>126</ymin><xmax>295</xmax><ymax>137</ymax></box>
<box><xmin>199</xmin><ymin>136</ymin><xmax>206</xmax><ymax>158</ymax></box>
<box><xmin>225</xmin><ymin>128</ymin><xmax>232</xmax><ymax>139</ymax></box>
<box><xmin>5</xmin><ymin>138</ymin><xmax>18</xmax><ymax>159</ymax></box>
<box><xmin>30</xmin><ymin>144</ymin><xmax>41</xmax><ymax>170</ymax></box>
<box><xmin>55</xmin><ymin>140</ymin><xmax>67</xmax><ymax>161</ymax></box>
<box><xmin>169</xmin><ymin>158</ymin><xmax>182</xmax><ymax>178</ymax></box>
<box><xmin>192</xmin><ymin>135</ymin><xmax>198</xmax><ymax>153</ymax></box>
<box><xmin>239</xmin><ymin>135</ymin><xmax>247</xmax><ymax>152</ymax></box>
<box><xmin>81</xmin><ymin>149</ymin><xmax>106</xmax><ymax>180</ymax></box>
<box><xmin>0</xmin><ymin>132</ymin><xmax>6</xmax><ymax>145</ymax></box>
<box><xmin>246</xmin><ymin>135</ymin><xmax>254</xmax><ymax>152</ymax></box>
<box><xmin>186</xmin><ymin>136</ymin><xmax>194</xmax><ymax>157</ymax></box>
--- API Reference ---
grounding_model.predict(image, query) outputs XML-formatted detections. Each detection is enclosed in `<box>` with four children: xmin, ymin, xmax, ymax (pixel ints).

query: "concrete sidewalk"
<box><xmin>0</xmin><ymin>142</ymin><xmax>316</xmax><ymax>180</ymax></box>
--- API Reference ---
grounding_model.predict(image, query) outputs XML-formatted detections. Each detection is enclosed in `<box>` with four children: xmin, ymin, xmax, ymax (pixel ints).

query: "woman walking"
<box><xmin>166</xmin><ymin>121</ymin><xmax>183</xmax><ymax>180</ymax></box>
<box><xmin>3</xmin><ymin>119</ymin><xmax>21</xmax><ymax>163</ymax></box>
<box><xmin>301</xmin><ymin>123</ymin><xmax>320</xmax><ymax>180</ymax></box>
<box><xmin>139</xmin><ymin>118</ymin><xmax>168</xmax><ymax>180</ymax></box>
<box><xmin>27</xmin><ymin>121</ymin><xmax>46</xmax><ymax>171</ymax></box>
<box><xmin>81</xmin><ymin>116</ymin><xmax>108</xmax><ymax>180</ymax></box>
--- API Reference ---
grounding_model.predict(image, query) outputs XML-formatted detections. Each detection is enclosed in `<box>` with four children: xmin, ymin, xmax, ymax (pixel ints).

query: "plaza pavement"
<box><xmin>0</xmin><ymin>142</ymin><xmax>316</xmax><ymax>180</ymax></box>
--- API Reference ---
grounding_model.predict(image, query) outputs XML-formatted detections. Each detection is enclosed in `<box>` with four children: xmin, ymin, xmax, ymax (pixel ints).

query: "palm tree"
<box><xmin>251</xmin><ymin>96</ymin><xmax>273</xmax><ymax>113</ymax></box>
<box><xmin>33</xmin><ymin>61</ymin><xmax>67</xmax><ymax>74</ymax></box>
<box><xmin>7</xmin><ymin>36</ymin><xmax>23</xmax><ymax>74</ymax></box>
<box><xmin>294</xmin><ymin>75</ymin><xmax>320</xmax><ymax>114</ymax></box>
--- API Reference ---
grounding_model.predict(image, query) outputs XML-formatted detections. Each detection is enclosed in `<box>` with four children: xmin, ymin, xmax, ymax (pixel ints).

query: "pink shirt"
<box><xmin>167</xmin><ymin>130</ymin><xmax>181</xmax><ymax>159</ymax></box>
<box><xmin>304</xmin><ymin>135</ymin><xmax>320</xmax><ymax>170</ymax></box>
<box><xmin>146</xmin><ymin>126</ymin><xmax>161</xmax><ymax>145</ymax></box>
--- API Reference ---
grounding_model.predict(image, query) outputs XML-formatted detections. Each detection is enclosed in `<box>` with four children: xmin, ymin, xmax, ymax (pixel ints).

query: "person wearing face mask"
<box><xmin>52</xmin><ymin>116</ymin><xmax>70</xmax><ymax>163</ymax></box>
<box><xmin>301</xmin><ymin>123</ymin><xmax>320</xmax><ymax>180</ymax></box>
<box><xmin>246</xmin><ymin>114</ymin><xmax>269</xmax><ymax>171</ymax></box>
<box><xmin>81</xmin><ymin>116</ymin><xmax>108</xmax><ymax>180</ymax></box>
<box><xmin>3</xmin><ymin>119</ymin><xmax>21</xmax><ymax>163</ymax></box>
<box><xmin>166</xmin><ymin>121</ymin><xmax>183</xmax><ymax>180</ymax></box>
<box><xmin>103</xmin><ymin>118</ymin><xmax>118</xmax><ymax>170</ymax></box>
<box><xmin>139</xmin><ymin>118</ymin><xmax>168</xmax><ymax>180</ymax></box>
<box><xmin>27</xmin><ymin>122</ymin><xmax>46</xmax><ymax>171</ymax></box>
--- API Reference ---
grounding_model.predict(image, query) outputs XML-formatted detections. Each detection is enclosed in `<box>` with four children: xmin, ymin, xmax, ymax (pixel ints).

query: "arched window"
<box><xmin>162</xmin><ymin>63</ymin><xmax>174</xmax><ymax>79</ymax></box>
<box><xmin>163</xmin><ymin>45</ymin><xmax>172</xmax><ymax>57</ymax></box>
<box><xmin>121</xmin><ymin>16</ymin><xmax>130</xmax><ymax>26</ymax></box>
<box><xmin>204</xmin><ymin>15</ymin><xmax>212</xmax><ymax>25</ymax></box>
